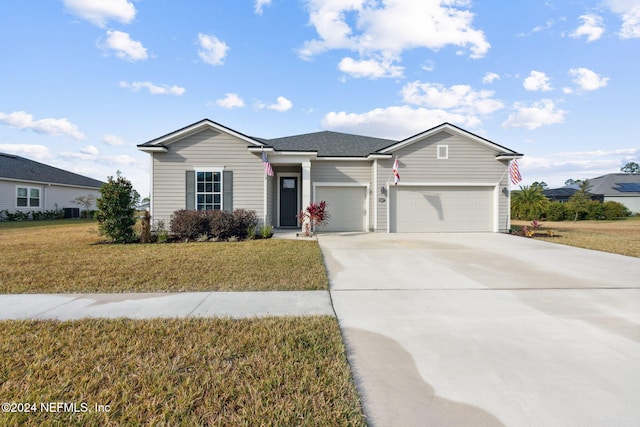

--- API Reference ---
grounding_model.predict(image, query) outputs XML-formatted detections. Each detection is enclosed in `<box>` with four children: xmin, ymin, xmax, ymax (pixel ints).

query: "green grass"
<box><xmin>0</xmin><ymin>317</ymin><xmax>366</xmax><ymax>426</ymax></box>
<box><xmin>0</xmin><ymin>221</ymin><xmax>328</xmax><ymax>293</ymax></box>
<box><xmin>512</xmin><ymin>216</ymin><xmax>640</xmax><ymax>257</ymax></box>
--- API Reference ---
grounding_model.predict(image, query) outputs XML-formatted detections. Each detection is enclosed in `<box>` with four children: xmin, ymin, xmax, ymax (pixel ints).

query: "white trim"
<box><xmin>276</xmin><ymin>172</ymin><xmax>301</xmax><ymax>228</ymax></box>
<box><xmin>149</xmin><ymin>154</ymin><xmax>154</xmax><ymax>218</ymax></box>
<box><xmin>138</xmin><ymin>146</ymin><xmax>168</xmax><ymax>153</ymax></box>
<box><xmin>15</xmin><ymin>185</ymin><xmax>41</xmax><ymax>209</ymax></box>
<box><xmin>0</xmin><ymin>177</ymin><xmax>100</xmax><ymax>190</ymax></box>
<box><xmin>140</xmin><ymin>119</ymin><xmax>264</xmax><ymax>148</ymax></box>
<box><xmin>313</xmin><ymin>182</ymin><xmax>370</xmax><ymax>232</ymax></box>
<box><xmin>373</xmin><ymin>158</ymin><xmax>378</xmax><ymax>231</ymax></box>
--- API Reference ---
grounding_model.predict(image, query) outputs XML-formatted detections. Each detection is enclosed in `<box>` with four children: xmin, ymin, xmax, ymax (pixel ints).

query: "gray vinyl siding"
<box><xmin>151</xmin><ymin>129</ymin><xmax>264</xmax><ymax>222</ymax></box>
<box><xmin>311</xmin><ymin>160</ymin><xmax>374</xmax><ymax>229</ymax></box>
<box><xmin>375</xmin><ymin>132</ymin><xmax>510</xmax><ymax>232</ymax></box>
<box><xmin>0</xmin><ymin>180</ymin><xmax>99</xmax><ymax>213</ymax></box>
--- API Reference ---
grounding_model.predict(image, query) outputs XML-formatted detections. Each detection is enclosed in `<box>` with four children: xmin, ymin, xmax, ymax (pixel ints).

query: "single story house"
<box><xmin>588</xmin><ymin>173</ymin><xmax>640</xmax><ymax>214</ymax></box>
<box><xmin>0</xmin><ymin>152</ymin><xmax>103</xmax><ymax>217</ymax></box>
<box><xmin>138</xmin><ymin>119</ymin><xmax>523</xmax><ymax>233</ymax></box>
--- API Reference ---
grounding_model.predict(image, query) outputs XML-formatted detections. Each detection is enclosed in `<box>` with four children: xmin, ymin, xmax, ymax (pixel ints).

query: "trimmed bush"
<box><xmin>545</xmin><ymin>201</ymin><xmax>568</xmax><ymax>221</ymax></box>
<box><xmin>170</xmin><ymin>210</ymin><xmax>209</xmax><ymax>241</ymax></box>
<box><xmin>95</xmin><ymin>172</ymin><xmax>138</xmax><ymax>243</ymax></box>
<box><xmin>231</xmin><ymin>209</ymin><xmax>258</xmax><ymax>239</ymax></box>
<box><xmin>205</xmin><ymin>210</ymin><xmax>234</xmax><ymax>240</ymax></box>
<box><xmin>602</xmin><ymin>201</ymin><xmax>631</xmax><ymax>219</ymax></box>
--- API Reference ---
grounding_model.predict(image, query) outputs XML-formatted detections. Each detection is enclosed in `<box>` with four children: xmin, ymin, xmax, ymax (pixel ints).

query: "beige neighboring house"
<box><xmin>138</xmin><ymin>119</ymin><xmax>523</xmax><ymax>233</ymax></box>
<box><xmin>0</xmin><ymin>153</ymin><xmax>103</xmax><ymax>217</ymax></box>
<box><xmin>588</xmin><ymin>173</ymin><xmax>640</xmax><ymax>214</ymax></box>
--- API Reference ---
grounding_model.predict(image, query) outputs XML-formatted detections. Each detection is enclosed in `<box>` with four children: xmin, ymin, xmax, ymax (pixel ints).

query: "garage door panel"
<box><xmin>391</xmin><ymin>186</ymin><xmax>493</xmax><ymax>232</ymax></box>
<box><xmin>315</xmin><ymin>186</ymin><xmax>367</xmax><ymax>232</ymax></box>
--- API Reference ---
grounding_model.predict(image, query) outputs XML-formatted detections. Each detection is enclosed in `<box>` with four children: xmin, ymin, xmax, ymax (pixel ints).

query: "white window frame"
<box><xmin>437</xmin><ymin>145</ymin><xmax>449</xmax><ymax>160</ymax></box>
<box><xmin>16</xmin><ymin>186</ymin><xmax>40</xmax><ymax>208</ymax></box>
<box><xmin>195</xmin><ymin>167</ymin><xmax>224</xmax><ymax>211</ymax></box>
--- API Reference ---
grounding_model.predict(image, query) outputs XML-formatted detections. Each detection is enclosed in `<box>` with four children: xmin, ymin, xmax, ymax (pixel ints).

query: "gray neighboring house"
<box><xmin>0</xmin><ymin>153</ymin><xmax>103</xmax><ymax>216</ymax></box>
<box><xmin>138</xmin><ymin>119</ymin><xmax>523</xmax><ymax>233</ymax></box>
<box><xmin>588</xmin><ymin>173</ymin><xmax>640</xmax><ymax>214</ymax></box>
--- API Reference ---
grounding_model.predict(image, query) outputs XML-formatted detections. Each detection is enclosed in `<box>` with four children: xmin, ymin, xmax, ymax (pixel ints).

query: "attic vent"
<box><xmin>437</xmin><ymin>145</ymin><xmax>448</xmax><ymax>159</ymax></box>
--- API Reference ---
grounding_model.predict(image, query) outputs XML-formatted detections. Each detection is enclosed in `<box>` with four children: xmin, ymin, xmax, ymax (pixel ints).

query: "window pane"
<box><xmin>213</xmin><ymin>172</ymin><xmax>220</xmax><ymax>182</ymax></box>
<box><xmin>197</xmin><ymin>183</ymin><xmax>204</xmax><ymax>192</ymax></box>
<box><xmin>17</xmin><ymin>188</ymin><xmax>27</xmax><ymax>197</ymax></box>
<box><xmin>30</xmin><ymin>198</ymin><xmax>39</xmax><ymax>207</ymax></box>
<box><xmin>197</xmin><ymin>194</ymin><xmax>205</xmax><ymax>203</ymax></box>
<box><xmin>17</xmin><ymin>197</ymin><xmax>27</xmax><ymax>207</ymax></box>
<box><xmin>214</xmin><ymin>194</ymin><xmax>221</xmax><ymax>204</ymax></box>
<box><xmin>30</xmin><ymin>189</ymin><xmax>39</xmax><ymax>198</ymax></box>
<box><xmin>204</xmin><ymin>172</ymin><xmax>213</xmax><ymax>182</ymax></box>
<box><xmin>205</xmin><ymin>194</ymin><xmax>213</xmax><ymax>204</ymax></box>
<box><xmin>205</xmin><ymin>183</ymin><xmax>212</xmax><ymax>193</ymax></box>
<box><xmin>197</xmin><ymin>171</ymin><xmax>204</xmax><ymax>181</ymax></box>
<box><xmin>213</xmin><ymin>182</ymin><xmax>220</xmax><ymax>193</ymax></box>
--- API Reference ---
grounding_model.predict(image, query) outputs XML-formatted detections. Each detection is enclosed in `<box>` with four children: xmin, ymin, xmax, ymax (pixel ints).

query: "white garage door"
<box><xmin>315</xmin><ymin>186</ymin><xmax>367</xmax><ymax>232</ymax></box>
<box><xmin>391</xmin><ymin>186</ymin><xmax>494</xmax><ymax>232</ymax></box>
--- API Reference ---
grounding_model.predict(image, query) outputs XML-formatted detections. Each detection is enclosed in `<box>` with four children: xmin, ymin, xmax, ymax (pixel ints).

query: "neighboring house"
<box><xmin>588</xmin><ymin>173</ymin><xmax>640</xmax><ymax>214</ymax></box>
<box><xmin>138</xmin><ymin>119</ymin><xmax>523</xmax><ymax>233</ymax></box>
<box><xmin>542</xmin><ymin>187</ymin><xmax>579</xmax><ymax>203</ymax></box>
<box><xmin>0</xmin><ymin>153</ymin><xmax>103</xmax><ymax>217</ymax></box>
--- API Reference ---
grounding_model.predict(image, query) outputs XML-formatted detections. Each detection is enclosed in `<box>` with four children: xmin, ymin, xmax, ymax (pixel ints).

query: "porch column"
<box><xmin>301</xmin><ymin>160</ymin><xmax>311</xmax><ymax>212</ymax></box>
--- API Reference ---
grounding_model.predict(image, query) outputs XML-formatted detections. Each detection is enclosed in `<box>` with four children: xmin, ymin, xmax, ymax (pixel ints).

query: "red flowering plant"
<box><xmin>298</xmin><ymin>201</ymin><xmax>330</xmax><ymax>236</ymax></box>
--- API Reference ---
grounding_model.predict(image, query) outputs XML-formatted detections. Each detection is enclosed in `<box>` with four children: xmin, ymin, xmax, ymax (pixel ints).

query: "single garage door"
<box><xmin>315</xmin><ymin>186</ymin><xmax>367</xmax><ymax>232</ymax></box>
<box><xmin>391</xmin><ymin>186</ymin><xmax>494</xmax><ymax>232</ymax></box>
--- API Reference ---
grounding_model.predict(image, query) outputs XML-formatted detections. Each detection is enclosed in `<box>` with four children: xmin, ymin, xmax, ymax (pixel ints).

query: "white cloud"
<box><xmin>401</xmin><ymin>81</ymin><xmax>504</xmax><ymax>115</ymax></box>
<box><xmin>568</xmin><ymin>67</ymin><xmax>609</xmax><ymax>91</ymax></box>
<box><xmin>216</xmin><ymin>93</ymin><xmax>245</xmax><ymax>109</ymax></box>
<box><xmin>338</xmin><ymin>57</ymin><xmax>404</xmax><ymax>79</ymax></box>
<box><xmin>322</xmin><ymin>106</ymin><xmax>477</xmax><ymax>140</ymax></box>
<box><xmin>523</xmin><ymin>70</ymin><xmax>553</xmax><ymax>91</ymax></box>
<box><xmin>197</xmin><ymin>33</ymin><xmax>229</xmax><ymax>66</ymax></box>
<box><xmin>604</xmin><ymin>0</ymin><xmax>640</xmax><ymax>38</ymax></box>
<box><xmin>482</xmin><ymin>72</ymin><xmax>500</xmax><ymax>84</ymax></box>
<box><xmin>267</xmin><ymin>96</ymin><xmax>293</xmax><ymax>112</ymax></box>
<box><xmin>0</xmin><ymin>144</ymin><xmax>52</xmax><ymax>160</ymax></box>
<box><xmin>80</xmin><ymin>145</ymin><xmax>99</xmax><ymax>156</ymax></box>
<box><xmin>570</xmin><ymin>14</ymin><xmax>605</xmax><ymax>42</ymax></box>
<box><xmin>299</xmin><ymin>0</ymin><xmax>489</xmax><ymax>79</ymax></box>
<box><xmin>502</xmin><ymin>99</ymin><xmax>567</xmax><ymax>130</ymax></box>
<box><xmin>100</xmin><ymin>30</ymin><xmax>148</xmax><ymax>61</ymax></box>
<box><xmin>63</xmin><ymin>0</ymin><xmax>135</xmax><ymax>27</ymax></box>
<box><xmin>255</xmin><ymin>0</ymin><xmax>272</xmax><ymax>15</ymax></box>
<box><xmin>0</xmin><ymin>111</ymin><xmax>85</xmax><ymax>140</ymax></box>
<box><xmin>102</xmin><ymin>134</ymin><xmax>126</xmax><ymax>146</ymax></box>
<box><xmin>119</xmin><ymin>81</ymin><xmax>186</xmax><ymax>95</ymax></box>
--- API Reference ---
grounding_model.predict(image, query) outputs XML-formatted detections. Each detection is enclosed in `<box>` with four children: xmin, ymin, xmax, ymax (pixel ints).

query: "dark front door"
<box><xmin>280</xmin><ymin>177</ymin><xmax>298</xmax><ymax>227</ymax></box>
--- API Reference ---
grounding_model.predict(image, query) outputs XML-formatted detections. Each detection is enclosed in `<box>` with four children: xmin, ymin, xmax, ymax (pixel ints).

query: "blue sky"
<box><xmin>1</xmin><ymin>0</ymin><xmax>639</xmax><ymax>196</ymax></box>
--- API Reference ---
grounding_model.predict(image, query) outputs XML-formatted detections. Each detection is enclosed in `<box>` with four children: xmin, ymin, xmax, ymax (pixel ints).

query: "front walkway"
<box><xmin>0</xmin><ymin>291</ymin><xmax>334</xmax><ymax>320</ymax></box>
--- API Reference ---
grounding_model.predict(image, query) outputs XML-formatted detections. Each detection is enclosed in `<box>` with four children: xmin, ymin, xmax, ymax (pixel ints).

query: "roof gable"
<box><xmin>377</xmin><ymin>122</ymin><xmax>522</xmax><ymax>158</ymax></box>
<box><xmin>588</xmin><ymin>173</ymin><xmax>640</xmax><ymax>195</ymax></box>
<box><xmin>0</xmin><ymin>153</ymin><xmax>104</xmax><ymax>188</ymax></box>
<box><xmin>262</xmin><ymin>131</ymin><xmax>394</xmax><ymax>157</ymax></box>
<box><xmin>138</xmin><ymin>119</ymin><xmax>265</xmax><ymax>151</ymax></box>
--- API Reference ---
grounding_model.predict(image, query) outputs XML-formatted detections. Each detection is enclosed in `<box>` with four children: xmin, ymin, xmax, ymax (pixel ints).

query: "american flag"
<box><xmin>392</xmin><ymin>157</ymin><xmax>400</xmax><ymax>185</ymax></box>
<box><xmin>262</xmin><ymin>150</ymin><xmax>274</xmax><ymax>176</ymax></box>
<box><xmin>509</xmin><ymin>160</ymin><xmax>522</xmax><ymax>185</ymax></box>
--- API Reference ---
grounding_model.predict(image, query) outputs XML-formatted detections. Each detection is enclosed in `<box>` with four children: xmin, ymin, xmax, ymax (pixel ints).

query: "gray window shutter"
<box><xmin>223</xmin><ymin>170</ymin><xmax>233</xmax><ymax>212</ymax></box>
<box><xmin>186</xmin><ymin>170</ymin><xmax>195</xmax><ymax>210</ymax></box>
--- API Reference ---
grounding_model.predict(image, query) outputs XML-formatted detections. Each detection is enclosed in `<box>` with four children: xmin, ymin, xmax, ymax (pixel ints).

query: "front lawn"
<box><xmin>512</xmin><ymin>216</ymin><xmax>640</xmax><ymax>257</ymax></box>
<box><xmin>0</xmin><ymin>221</ymin><xmax>328</xmax><ymax>293</ymax></box>
<box><xmin>0</xmin><ymin>317</ymin><xmax>366</xmax><ymax>426</ymax></box>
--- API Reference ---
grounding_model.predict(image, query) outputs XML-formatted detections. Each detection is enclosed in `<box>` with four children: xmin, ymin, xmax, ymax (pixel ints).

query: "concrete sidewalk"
<box><xmin>0</xmin><ymin>291</ymin><xmax>334</xmax><ymax>320</ymax></box>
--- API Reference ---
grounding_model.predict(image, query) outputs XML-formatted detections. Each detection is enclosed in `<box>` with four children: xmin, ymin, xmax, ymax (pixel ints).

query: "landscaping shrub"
<box><xmin>231</xmin><ymin>209</ymin><xmax>258</xmax><ymax>239</ymax></box>
<box><xmin>545</xmin><ymin>201</ymin><xmax>568</xmax><ymax>221</ymax></box>
<box><xmin>94</xmin><ymin>172</ymin><xmax>138</xmax><ymax>243</ymax></box>
<box><xmin>204</xmin><ymin>210</ymin><xmax>234</xmax><ymax>240</ymax></box>
<box><xmin>585</xmin><ymin>200</ymin><xmax>604</xmax><ymax>220</ymax></box>
<box><xmin>602</xmin><ymin>201</ymin><xmax>631</xmax><ymax>219</ymax></box>
<box><xmin>170</xmin><ymin>210</ymin><xmax>209</xmax><ymax>241</ymax></box>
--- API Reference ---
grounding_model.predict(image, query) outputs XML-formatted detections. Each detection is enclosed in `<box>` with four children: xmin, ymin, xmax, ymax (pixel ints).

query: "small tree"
<box><xmin>566</xmin><ymin>180</ymin><xmax>592</xmax><ymax>222</ymax></box>
<box><xmin>95</xmin><ymin>171</ymin><xmax>137</xmax><ymax>243</ymax></box>
<box><xmin>71</xmin><ymin>194</ymin><xmax>96</xmax><ymax>218</ymax></box>
<box><xmin>298</xmin><ymin>201</ymin><xmax>329</xmax><ymax>236</ymax></box>
<box><xmin>511</xmin><ymin>185</ymin><xmax>549</xmax><ymax>220</ymax></box>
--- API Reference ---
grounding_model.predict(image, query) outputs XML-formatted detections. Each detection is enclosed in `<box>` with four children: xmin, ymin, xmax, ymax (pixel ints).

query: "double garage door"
<box><xmin>390</xmin><ymin>186</ymin><xmax>494</xmax><ymax>232</ymax></box>
<box><xmin>314</xmin><ymin>186</ymin><xmax>367</xmax><ymax>232</ymax></box>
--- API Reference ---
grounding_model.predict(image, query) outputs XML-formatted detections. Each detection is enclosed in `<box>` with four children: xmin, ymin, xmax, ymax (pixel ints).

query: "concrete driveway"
<box><xmin>319</xmin><ymin>233</ymin><xmax>640</xmax><ymax>427</ymax></box>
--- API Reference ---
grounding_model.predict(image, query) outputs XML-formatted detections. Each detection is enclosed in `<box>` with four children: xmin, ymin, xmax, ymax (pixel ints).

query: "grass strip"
<box><xmin>0</xmin><ymin>221</ymin><xmax>328</xmax><ymax>293</ymax></box>
<box><xmin>0</xmin><ymin>317</ymin><xmax>365</xmax><ymax>426</ymax></box>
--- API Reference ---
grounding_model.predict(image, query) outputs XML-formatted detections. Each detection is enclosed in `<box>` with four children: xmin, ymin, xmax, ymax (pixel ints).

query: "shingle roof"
<box><xmin>257</xmin><ymin>131</ymin><xmax>395</xmax><ymax>157</ymax></box>
<box><xmin>588</xmin><ymin>173</ymin><xmax>640</xmax><ymax>195</ymax></box>
<box><xmin>0</xmin><ymin>153</ymin><xmax>104</xmax><ymax>188</ymax></box>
